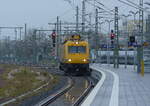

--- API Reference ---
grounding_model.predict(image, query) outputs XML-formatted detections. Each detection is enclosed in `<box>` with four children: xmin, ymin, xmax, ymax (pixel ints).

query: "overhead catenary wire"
<box><xmin>86</xmin><ymin>0</ymin><xmax>114</xmax><ymax>15</ymax></box>
<box><xmin>94</xmin><ymin>0</ymin><xmax>115</xmax><ymax>13</ymax></box>
<box><xmin>126</xmin><ymin>0</ymin><xmax>145</xmax><ymax>9</ymax></box>
<box><xmin>64</xmin><ymin>0</ymin><xmax>135</xmax><ymax>31</ymax></box>
<box><xmin>118</xmin><ymin>0</ymin><xmax>150</xmax><ymax>12</ymax></box>
<box><xmin>61</xmin><ymin>0</ymin><xmax>120</xmax><ymax>33</ymax></box>
<box><xmin>86</xmin><ymin>0</ymin><xmax>130</xmax><ymax>19</ymax></box>
<box><xmin>86</xmin><ymin>0</ymin><xmax>131</xmax><ymax>21</ymax></box>
<box><xmin>62</xmin><ymin>0</ymin><xmax>115</xmax><ymax>23</ymax></box>
<box><xmin>118</xmin><ymin>0</ymin><xmax>140</xmax><ymax>9</ymax></box>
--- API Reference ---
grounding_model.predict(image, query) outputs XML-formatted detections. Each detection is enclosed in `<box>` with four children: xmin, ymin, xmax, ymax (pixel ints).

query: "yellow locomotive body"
<box><xmin>59</xmin><ymin>35</ymin><xmax>90</xmax><ymax>75</ymax></box>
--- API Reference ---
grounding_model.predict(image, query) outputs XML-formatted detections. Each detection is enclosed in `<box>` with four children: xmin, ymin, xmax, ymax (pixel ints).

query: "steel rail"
<box><xmin>72</xmin><ymin>77</ymin><xmax>96</xmax><ymax>106</ymax></box>
<box><xmin>35</xmin><ymin>77</ymin><xmax>74</xmax><ymax>106</ymax></box>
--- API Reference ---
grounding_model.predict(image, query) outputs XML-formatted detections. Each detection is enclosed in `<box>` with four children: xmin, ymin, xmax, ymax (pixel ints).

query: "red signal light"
<box><xmin>51</xmin><ymin>30</ymin><xmax>56</xmax><ymax>47</ymax></box>
<box><xmin>51</xmin><ymin>32</ymin><xmax>56</xmax><ymax>38</ymax></box>
<box><xmin>110</xmin><ymin>33</ymin><xmax>115</xmax><ymax>39</ymax></box>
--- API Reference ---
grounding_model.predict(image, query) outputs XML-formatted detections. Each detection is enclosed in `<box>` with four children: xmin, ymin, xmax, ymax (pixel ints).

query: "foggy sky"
<box><xmin>0</xmin><ymin>0</ymin><xmax>149</xmax><ymax>30</ymax></box>
<box><xmin>0</xmin><ymin>0</ymin><xmax>73</xmax><ymax>28</ymax></box>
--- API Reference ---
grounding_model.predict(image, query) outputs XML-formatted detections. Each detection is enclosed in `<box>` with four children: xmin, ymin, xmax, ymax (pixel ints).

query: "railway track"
<box><xmin>1</xmin><ymin>66</ymin><xmax>97</xmax><ymax>106</ymax></box>
<box><xmin>36</xmin><ymin>77</ymin><xmax>95</xmax><ymax>106</ymax></box>
<box><xmin>35</xmin><ymin>68</ymin><xmax>96</xmax><ymax>106</ymax></box>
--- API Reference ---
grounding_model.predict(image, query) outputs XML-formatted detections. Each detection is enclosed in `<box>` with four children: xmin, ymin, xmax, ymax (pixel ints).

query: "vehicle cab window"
<box><xmin>68</xmin><ymin>46</ymin><xmax>86</xmax><ymax>53</ymax></box>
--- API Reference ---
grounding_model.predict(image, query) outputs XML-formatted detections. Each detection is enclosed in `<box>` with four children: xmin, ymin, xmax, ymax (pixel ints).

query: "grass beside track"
<box><xmin>0</xmin><ymin>64</ymin><xmax>59</xmax><ymax>105</ymax></box>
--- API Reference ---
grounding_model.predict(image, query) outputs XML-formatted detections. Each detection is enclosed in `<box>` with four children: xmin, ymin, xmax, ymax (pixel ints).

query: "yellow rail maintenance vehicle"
<box><xmin>59</xmin><ymin>35</ymin><xmax>90</xmax><ymax>75</ymax></box>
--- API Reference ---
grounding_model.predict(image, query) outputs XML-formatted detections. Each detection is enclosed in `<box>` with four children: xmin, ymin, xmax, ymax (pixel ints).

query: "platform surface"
<box><xmin>90</xmin><ymin>64</ymin><xmax>150</xmax><ymax>106</ymax></box>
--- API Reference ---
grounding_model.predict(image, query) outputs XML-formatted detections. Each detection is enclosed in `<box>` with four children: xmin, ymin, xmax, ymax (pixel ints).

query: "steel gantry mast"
<box><xmin>95</xmin><ymin>8</ymin><xmax>99</xmax><ymax>62</ymax></box>
<box><xmin>137</xmin><ymin>0</ymin><xmax>144</xmax><ymax>73</ymax></box>
<box><xmin>114</xmin><ymin>7</ymin><xmax>119</xmax><ymax>68</ymax></box>
<box><xmin>95</xmin><ymin>9</ymin><xmax>98</xmax><ymax>35</ymax></box>
<box><xmin>76</xmin><ymin>6</ymin><xmax>79</xmax><ymax>33</ymax></box>
<box><xmin>82</xmin><ymin>0</ymin><xmax>86</xmax><ymax>34</ymax></box>
<box><xmin>139</xmin><ymin>0</ymin><xmax>144</xmax><ymax>54</ymax></box>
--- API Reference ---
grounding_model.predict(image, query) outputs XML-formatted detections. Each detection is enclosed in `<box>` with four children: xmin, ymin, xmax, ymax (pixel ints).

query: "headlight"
<box><xmin>68</xmin><ymin>59</ymin><xmax>72</xmax><ymax>62</ymax></box>
<box><xmin>75</xmin><ymin>42</ymin><xmax>79</xmax><ymax>44</ymax></box>
<box><xmin>83</xmin><ymin>59</ymin><xmax>86</xmax><ymax>62</ymax></box>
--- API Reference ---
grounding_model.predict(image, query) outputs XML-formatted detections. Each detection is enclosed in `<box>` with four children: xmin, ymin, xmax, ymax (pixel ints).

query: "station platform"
<box><xmin>82</xmin><ymin>64</ymin><xmax>150</xmax><ymax>106</ymax></box>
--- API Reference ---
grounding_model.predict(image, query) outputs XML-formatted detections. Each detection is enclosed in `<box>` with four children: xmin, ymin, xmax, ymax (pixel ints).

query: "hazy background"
<box><xmin>0</xmin><ymin>0</ymin><xmax>150</xmax><ymax>37</ymax></box>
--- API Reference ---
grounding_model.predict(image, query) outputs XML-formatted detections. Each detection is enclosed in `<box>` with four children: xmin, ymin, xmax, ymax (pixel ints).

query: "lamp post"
<box><xmin>98</xmin><ymin>21</ymin><xmax>105</xmax><ymax>33</ymax></box>
<box><xmin>129</xmin><ymin>11</ymin><xmax>139</xmax><ymax>28</ymax></box>
<box><xmin>106</xmin><ymin>20</ymin><xmax>114</xmax><ymax>35</ymax></box>
<box><xmin>95</xmin><ymin>21</ymin><xmax>105</xmax><ymax>63</ymax></box>
<box><xmin>129</xmin><ymin>11</ymin><xmax>139</xmax><ymax>70</ymax></box>
<box><xmin>122</xmin><ymin>14</ymin><xmax>131</xmax><ymax>68</ymax></box>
